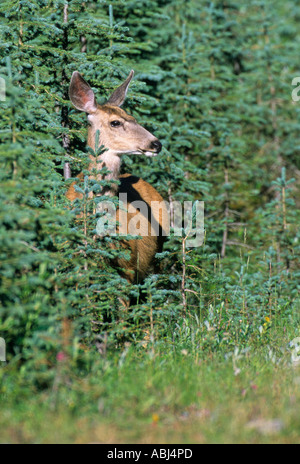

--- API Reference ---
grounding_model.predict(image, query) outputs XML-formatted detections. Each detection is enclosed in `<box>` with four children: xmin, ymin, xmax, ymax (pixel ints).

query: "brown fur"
<box><xmin>100</xmin><ymin>104</ymin><xmax>136</xmax><ymax>122</ymax></box>
<box><xmin>66</xmin><ymin>173</ymin><xmax>169</xmax><ymax>283</ymax></box>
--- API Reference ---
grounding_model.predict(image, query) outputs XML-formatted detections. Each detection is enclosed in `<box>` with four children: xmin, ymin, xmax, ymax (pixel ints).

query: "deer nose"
<box><xmin>150</xmin><ymin>140</ymin><xmax>162</xmax><ymax>153</ymax></box>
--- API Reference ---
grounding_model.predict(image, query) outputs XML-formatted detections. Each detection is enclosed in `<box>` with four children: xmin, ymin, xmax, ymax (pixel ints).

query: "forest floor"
<box><xmin>0</xmin><ymin>324</ymin><xmax>299</xmax><ymax>444</ymax></box>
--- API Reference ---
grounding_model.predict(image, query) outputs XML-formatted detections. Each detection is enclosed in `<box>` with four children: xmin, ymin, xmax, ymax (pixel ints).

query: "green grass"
<box><xmin>0</xmin><ymin>319</ymin><xmax>299</xmax><ymax>444</ymax></box>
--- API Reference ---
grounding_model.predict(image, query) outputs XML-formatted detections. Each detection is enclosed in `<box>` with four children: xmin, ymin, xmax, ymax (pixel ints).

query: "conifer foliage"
<box><xmin>0</xmin><ymin>0</ymin><xmax>299</xmax><ymax>380</ymax></box>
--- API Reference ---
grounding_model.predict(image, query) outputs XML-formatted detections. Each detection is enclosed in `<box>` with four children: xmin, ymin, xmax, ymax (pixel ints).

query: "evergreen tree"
<box><xmin>0</xmin><ymin>0</ymin><xmax>299</xmax><ymax>372</ymax></box>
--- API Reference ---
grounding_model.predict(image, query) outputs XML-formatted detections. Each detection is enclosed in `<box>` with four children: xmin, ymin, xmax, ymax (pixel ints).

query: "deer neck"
<box><xmin>88</xmin><ymin>129</ymin><xmax>121</xmax><ymax>197</ymax></box>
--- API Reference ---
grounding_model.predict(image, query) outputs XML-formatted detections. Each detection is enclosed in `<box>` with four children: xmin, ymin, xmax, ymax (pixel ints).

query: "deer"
<box><xmin>66</xmin><ymin>70</ymin><xmax>169</xmax><ymax>286</ymax></box>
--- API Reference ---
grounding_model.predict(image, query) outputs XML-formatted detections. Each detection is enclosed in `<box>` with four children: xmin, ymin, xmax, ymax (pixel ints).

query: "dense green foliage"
<box><xmin>0</xmin><ymin>0</ymin><xmax>299</xmax><ymax>443</ymax></box>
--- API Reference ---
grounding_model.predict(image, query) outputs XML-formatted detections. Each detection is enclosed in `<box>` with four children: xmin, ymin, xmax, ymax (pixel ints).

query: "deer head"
<box><xmin>69</xmin><ymin>70</ymin><xmax>162</xmax><ymax>157</ymax></box>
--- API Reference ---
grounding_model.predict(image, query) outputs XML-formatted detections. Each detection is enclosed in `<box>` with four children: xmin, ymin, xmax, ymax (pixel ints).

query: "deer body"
<box><xmin>67</xmin><ymin>71</ymin><xmax>169</xmax><ymax>283</ymax></box>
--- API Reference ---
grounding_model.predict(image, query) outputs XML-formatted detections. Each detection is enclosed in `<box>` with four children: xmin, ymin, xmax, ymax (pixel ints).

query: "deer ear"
<box><xmin>69</xmin><ymin>72</ymin><xmax>97</xmax><ymax>113</ymax></box>
<box><xmin>107</xmin><ymin>70</ymin><xmax>134</xmax><ymax>107</ymax></box>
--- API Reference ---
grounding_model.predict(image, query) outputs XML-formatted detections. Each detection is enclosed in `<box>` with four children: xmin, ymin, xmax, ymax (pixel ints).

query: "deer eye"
<box><xmin>110</xmin><ymin>120</ymin><xmax>122</xmax><ymax>128</ymax></box>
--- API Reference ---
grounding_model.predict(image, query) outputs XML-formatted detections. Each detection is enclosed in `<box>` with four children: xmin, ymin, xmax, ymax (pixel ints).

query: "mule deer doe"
<box><xmin>66</xmin><ymin>70</ymin><xmax>169</xmax><ymax>284</ymax></box>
